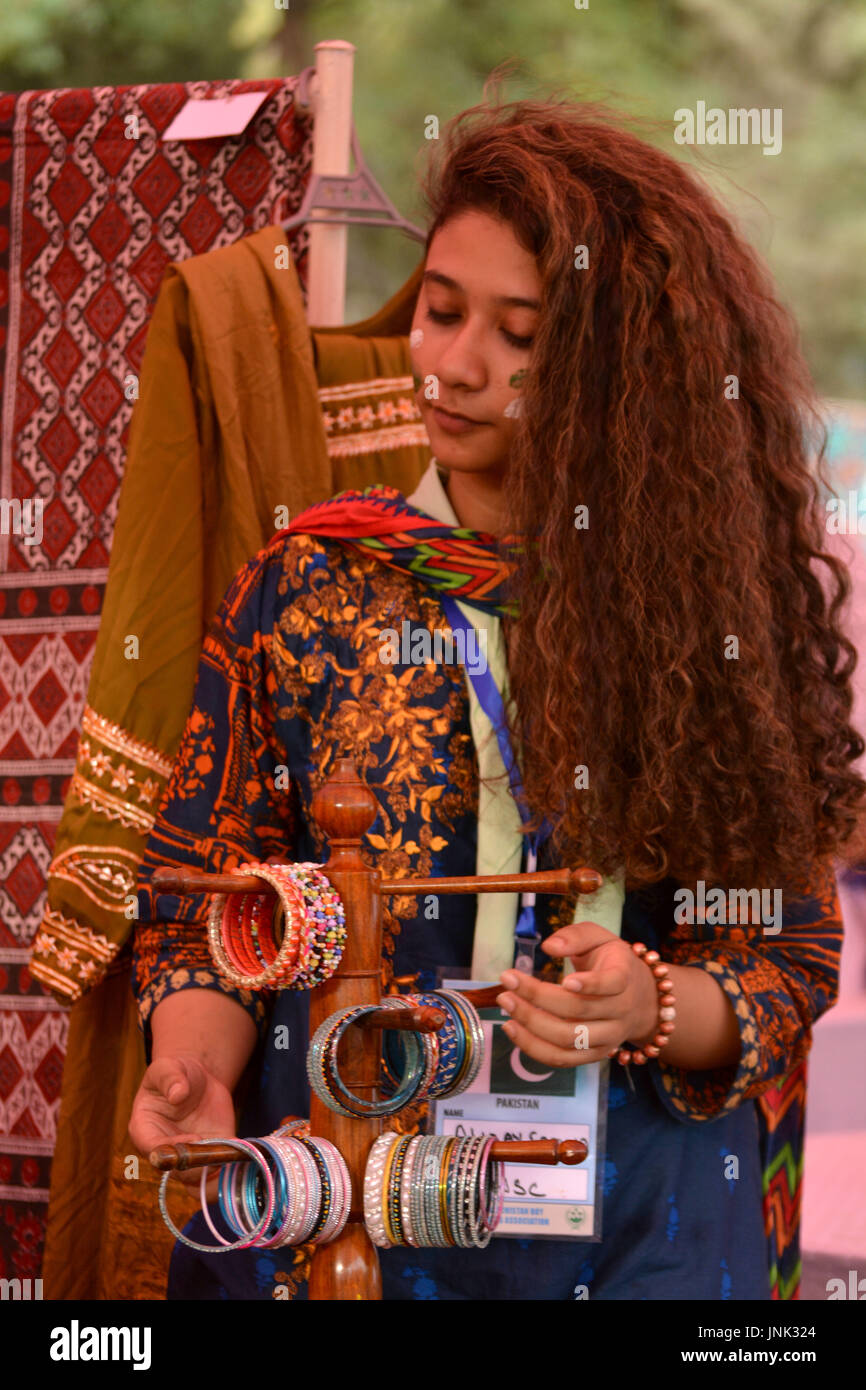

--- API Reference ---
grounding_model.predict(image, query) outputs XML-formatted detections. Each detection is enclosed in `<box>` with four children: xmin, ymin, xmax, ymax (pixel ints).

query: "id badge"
<box><xmin>431</xmin><ymin>976</ymin><xmax>609</xmax><ymax>1240</ymax></box>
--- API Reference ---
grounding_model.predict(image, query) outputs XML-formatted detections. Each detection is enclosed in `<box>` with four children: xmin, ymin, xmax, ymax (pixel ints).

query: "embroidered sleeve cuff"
<box><xmin>135</xmin><ymin>966</ymin><xmax>271</xmax><ymax>1060</ymax></box>
<box><xmin>648</xmin><ymin>956</ymin><xmax>761</xmax><ymax>1124</ymax></box>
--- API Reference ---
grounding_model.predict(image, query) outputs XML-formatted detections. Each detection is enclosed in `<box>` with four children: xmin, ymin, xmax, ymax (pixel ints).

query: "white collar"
<box><xmin>406</xmin><ymin>457</ymin><xmax>458</xmax><ymax>526</ymax></box>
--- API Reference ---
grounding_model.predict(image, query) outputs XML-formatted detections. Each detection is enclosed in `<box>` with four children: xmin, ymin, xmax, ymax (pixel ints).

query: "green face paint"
<box><xmin>412</xmin><ymin>373</ymin><xmax>423</xmax><ymax>391</ymax></box>
<box><xmin>509</xmin><ymin>369</ymin><xmax>527</xmax><ymax>388</ymax></box>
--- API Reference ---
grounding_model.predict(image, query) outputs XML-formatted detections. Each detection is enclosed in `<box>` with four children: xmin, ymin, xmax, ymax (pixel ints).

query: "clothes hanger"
<box><xmin>282</xmin><ymin>64</ymin><xmax>427</xmax><ymax>245</ymax></box>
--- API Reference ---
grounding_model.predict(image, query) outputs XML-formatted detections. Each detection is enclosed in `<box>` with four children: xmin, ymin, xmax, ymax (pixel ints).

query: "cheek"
<box><xmin>408</xmin><ymin>324</ymin><xmax>434</xmax><ymax>381</ymax></box>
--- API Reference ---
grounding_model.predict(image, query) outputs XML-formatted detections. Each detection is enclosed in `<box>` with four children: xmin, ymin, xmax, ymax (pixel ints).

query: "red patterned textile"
<box><xmin>0</xmin><ymin>75</ymin><xmax>312</xmax><ymax>1288</ymax></box>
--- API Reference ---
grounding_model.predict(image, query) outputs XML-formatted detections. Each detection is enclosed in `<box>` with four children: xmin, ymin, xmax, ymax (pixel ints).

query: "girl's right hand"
<box><xmin>130</xmin><ymin>1053</ymin><xmax>236</xmax><ymax>1186</ymax></box>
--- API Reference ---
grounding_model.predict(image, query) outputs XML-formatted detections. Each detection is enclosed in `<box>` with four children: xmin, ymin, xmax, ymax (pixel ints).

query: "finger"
<box><xmin>561</xmin><ymin>965</ymin><xmax>630</xmax><ymax>997</ymax></box>
<box><xmin>498</xmin><ymin>983</ymin><xmax>616</xmax><ymax>1020</ymax></box>
<box><xmin>498</xmin><ymin>969</ymin><xmax>626</xmax><ymax>1013</ymax></box>
<box><xmin>143</xmin><ymin>1056</ymin><xmax>195</xmax><ymax>1107</ymax></box>
<box><xmin>498</xmin><ymin>971</ymin><xmax>587</xmax><ymax>1019</ymax></box>
<box><xmin>541</xmin><ymin>922</ymin><xmax>618</xmax><ymax>958</ymax></box>
<box><xmin>500</xmin><ymin>1017</ymin><xmax>616</xmax><ymax>1068</ymax></box>
<box><xmin>498</xmin><ymin>989</ymin><xmax>622</xmax><ymax>1045</ymax></box>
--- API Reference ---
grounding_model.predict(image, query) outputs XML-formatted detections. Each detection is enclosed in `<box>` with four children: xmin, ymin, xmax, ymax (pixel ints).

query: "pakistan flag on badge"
<box><xmin>488</xmin><ymin>1014</ymin><xmax>577</xmax><ymax>1097</ymax></box>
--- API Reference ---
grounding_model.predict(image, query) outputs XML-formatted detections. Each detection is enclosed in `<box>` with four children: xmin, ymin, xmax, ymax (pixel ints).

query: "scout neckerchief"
<box><xmin>284</xmin><ymin>484</ymin><xmax>552</xmax><ymax>966</ymax></box>
<box><xmin>282</xmin><ymin>483</ymin><xmax>519</xmax><ymax>617</ymax></box>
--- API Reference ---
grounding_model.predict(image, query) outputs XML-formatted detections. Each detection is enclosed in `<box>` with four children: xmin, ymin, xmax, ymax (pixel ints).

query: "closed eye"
<box><xmin>425</xmin><ymin>307</ymin><xmax>533</xmax><ymax>351</ymax></box>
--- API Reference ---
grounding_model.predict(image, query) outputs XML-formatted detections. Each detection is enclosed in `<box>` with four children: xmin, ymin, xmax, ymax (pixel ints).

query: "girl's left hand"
<box><xmin>496</xmin><ymin>922</ymin><xmax>660</xmax><ymax>1068</ymax></box>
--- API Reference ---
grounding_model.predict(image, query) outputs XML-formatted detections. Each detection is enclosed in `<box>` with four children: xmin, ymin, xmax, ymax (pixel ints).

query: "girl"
<box><xmin>129</xmin><ymin>88</ymin><xmax>863</xmax><ymax>1300</ymax></box>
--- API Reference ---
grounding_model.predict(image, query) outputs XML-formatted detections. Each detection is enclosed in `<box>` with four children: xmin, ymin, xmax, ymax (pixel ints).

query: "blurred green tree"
<box><xmin>0</xmin><ymin>0</ymin><xmax>862</xmax><ymax>394</ymax></box>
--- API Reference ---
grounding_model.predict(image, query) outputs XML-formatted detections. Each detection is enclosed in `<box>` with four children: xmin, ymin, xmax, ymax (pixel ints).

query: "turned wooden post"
<box><xmin>307</xmin><ymin>757</ymin><xmax>383</xmax><ymax>1301</ymax></box>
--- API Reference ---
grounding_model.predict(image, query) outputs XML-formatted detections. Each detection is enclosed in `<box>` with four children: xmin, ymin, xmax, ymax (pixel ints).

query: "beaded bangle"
<box><xmin>380</xmin><ymin>1131</ymin><xmax>401</xmax><ymax>1248</ymax></box>
<box><xmin>304</xmin><ymin>1136</ymin><xmax>350</xmax><ymax>1246</ymax></box>
<box><xmin>387</xmin><ymin>1135</ymin><xmax>412</xmax><ymax>1246</ymax></box>
<box><xmin>246</xmin><ymin>893</ymin><xmax>277</xmax><ymax>968</ymax></box>
<box><xmin>364</xmin><ymin>1132</ymin><xmax>396</xmax><ymax>1249</ymax></box>
<box><xmin>297</xmin><ymin>1135</ymin><xmax>331</xmax><ymax>1244</ymax></box>
<box><xmin>400</xmin><ymin>1135</ymin><xmax>420</xmax><ymax>1247</ymax></box>
<box><xmin>274</xmin><ymin>863</ymin><xmax>346</xmax><ymax>990</ymax></box>
<box><xmin>206</xmin><ymin>861</ymin><xmax>346</xmax><ymax>993</ymax></box>
<box><xmin>607</xmin><ymin>941</ymin><xmax>677</xmax><ymax>1066</ymax></box>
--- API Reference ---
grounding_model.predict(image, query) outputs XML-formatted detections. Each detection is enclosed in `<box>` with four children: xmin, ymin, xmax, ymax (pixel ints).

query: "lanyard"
<box><xmin>440</xmin><ymin>596</ymin><xmax>552</xmax><ymax>970</ymax></box>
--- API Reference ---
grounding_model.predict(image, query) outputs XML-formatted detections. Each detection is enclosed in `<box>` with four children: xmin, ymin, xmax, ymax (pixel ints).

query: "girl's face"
<box><xmin>410</xmin><ymin>209</ymin><xmax>541</xmax><ymax>479</ymax></box>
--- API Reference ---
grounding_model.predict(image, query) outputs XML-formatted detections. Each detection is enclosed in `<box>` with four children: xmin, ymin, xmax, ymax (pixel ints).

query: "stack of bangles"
<box><xmin>364</xmin><ymin>1132</ymin><xmax>504</xmax><ymax>1248</ymax></box>
<box><xmin>207</xmin><ymin>861</ymin><xmax>346</xmax><ymax>990</ymax></box>
<box><xmin>158</xmin><ymin>1125</ymin><xmax>351</xmax><ymax>1253</ymax></box>
<box><xmin>307</xmin><ymin>990</ymin><xmax>484</xmax><ymax>1118</ymax></box>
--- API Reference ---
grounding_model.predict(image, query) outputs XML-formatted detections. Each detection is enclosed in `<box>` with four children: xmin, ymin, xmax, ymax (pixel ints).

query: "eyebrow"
<box><xmin>422</xmin><ymin>269</ymin><xmax>541</xmax><ymax>311</ymax></box>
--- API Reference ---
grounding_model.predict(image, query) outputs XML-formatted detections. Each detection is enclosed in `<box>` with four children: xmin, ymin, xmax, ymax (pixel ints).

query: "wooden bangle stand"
<box><xmin>149</xmin><ymin>758</ymin><xmax>601</xmax><ymax>1300</ymax></box>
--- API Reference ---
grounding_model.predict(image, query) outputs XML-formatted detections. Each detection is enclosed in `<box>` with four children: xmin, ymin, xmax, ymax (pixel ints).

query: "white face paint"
<box><xmin>409</xmin><ymin>327</ymin><xmax>424</xmax><ymax>348</ymax></box>
<box><xmin>504</xmin><ymin>396</ymin><xmax>523</xmax><ymax>419</ymax></box>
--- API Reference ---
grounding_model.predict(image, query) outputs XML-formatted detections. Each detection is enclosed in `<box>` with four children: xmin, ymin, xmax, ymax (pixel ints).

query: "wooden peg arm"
<box><xmin>380</xmin><ymin>866</ymin><xmax>602</xmax><ymax>897</ymax></box>
<box><xmin>351</xmin><ymin>1005</ymin><xmax>446</xmax><ymax>1034</ymax></box>
<box><xmin>151</xmin><ymin>1141</ymin><xmax>249</xmax><ymax>1171</ymax></box>
<box><xmin>491</xmin><ymin>1138</ymin><xmax>587</xmax><ymax>1165</ymax></box>
<box><xmin>151</xmin><ymin>866</ymin><xmax>270</xmax><ymax>894</ymax></box>
<box><xmin>150</xmin><ymin>864</ymin><xmax>604</xmax><ymax>898</ymax></box>
<box><xmin>150</xmin><ymin>1135</ymin><xmax>587</xmax><ymax>1172</ymax></box>
<box><xmin>458</xmin><ymin>985</ymin><xmax>503</xmax><ymax>1008</ymax></box>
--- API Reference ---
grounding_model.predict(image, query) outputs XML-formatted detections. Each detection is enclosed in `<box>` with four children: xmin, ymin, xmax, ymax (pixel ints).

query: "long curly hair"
<box><xmin>418</xmin><ymin>77</ymin><xmax>866</xmax><ymax>893</ymax></box>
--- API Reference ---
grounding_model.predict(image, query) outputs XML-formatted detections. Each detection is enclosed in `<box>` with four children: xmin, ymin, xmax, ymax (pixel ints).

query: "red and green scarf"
<box><xmin>282</xmin><ymin>483</ymin><xmax>520</xmax><ymax>617</ymax></box>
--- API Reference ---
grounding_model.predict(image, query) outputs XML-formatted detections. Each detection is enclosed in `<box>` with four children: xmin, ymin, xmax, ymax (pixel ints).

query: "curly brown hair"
<box><xmin>418</xmin><ymin>75</ymin><xmax>866</xmax><ymax>893</ymax></box>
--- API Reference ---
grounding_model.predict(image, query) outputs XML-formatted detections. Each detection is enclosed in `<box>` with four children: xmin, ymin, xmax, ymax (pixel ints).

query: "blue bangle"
<box><xmin>242</xmin><ymin>1140</ymin><xmax>286</xmax><ymax>1244</ymax></box>
<box><xmin>159</xmin><ymin>1138</ymin><xmax>274</xmax><ymax>1255</ymax></box>
<box><xmin>423</xmin><ymin>991</ymin><xmax>465</xmax><ymax>1095</ymax></box>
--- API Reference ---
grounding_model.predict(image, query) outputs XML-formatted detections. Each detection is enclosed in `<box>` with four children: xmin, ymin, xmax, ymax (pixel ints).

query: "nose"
<box><xmin>432</xmin><ymin>320</ymin><xmax>488</xmax><ymax>394</ymax></box>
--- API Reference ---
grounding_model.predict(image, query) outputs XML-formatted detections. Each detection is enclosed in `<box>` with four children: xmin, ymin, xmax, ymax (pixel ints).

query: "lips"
<box><xmin>436</xmin><ymin>406</ymin><xmax>482</xmax><ymax>424</ymax></box>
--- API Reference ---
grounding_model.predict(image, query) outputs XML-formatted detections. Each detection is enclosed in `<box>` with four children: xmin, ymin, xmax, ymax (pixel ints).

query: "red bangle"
<box><xmin>607</xmin><ymin>941</ymin><xmax>676</xmax><ymax>1066</ymax></box>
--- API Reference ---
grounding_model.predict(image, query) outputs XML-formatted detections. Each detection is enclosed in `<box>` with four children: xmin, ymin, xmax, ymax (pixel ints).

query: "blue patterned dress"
<box><xmin>133</xmin><ymin>520</ymin><xmax>842</xmax><ymax>1301</ymax></box>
